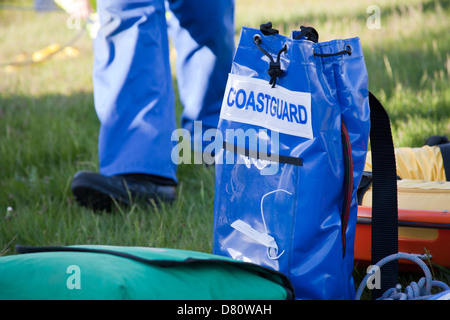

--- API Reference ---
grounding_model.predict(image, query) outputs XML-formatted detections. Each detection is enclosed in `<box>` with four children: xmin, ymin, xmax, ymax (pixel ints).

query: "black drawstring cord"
<box><xmin>313</xmin><ymin>45</ymin><xmax>352</xmax><ymax>57</ymax></box>
<box><xmin>253</xmin><ymin>34</ymin><xmax>287</xmax><ymax>88</ymax></box>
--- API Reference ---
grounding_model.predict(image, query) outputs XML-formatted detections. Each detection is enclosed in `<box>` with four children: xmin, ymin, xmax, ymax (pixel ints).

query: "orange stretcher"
<box><xmin>355</xmin><ymin>144</ymin><xmax>450</xmax><ymax>269</ymax></box>
<box><xmin>355</xmin><ymin>206</ymin><xmax>450</xmax><ymax>269</ymax></box>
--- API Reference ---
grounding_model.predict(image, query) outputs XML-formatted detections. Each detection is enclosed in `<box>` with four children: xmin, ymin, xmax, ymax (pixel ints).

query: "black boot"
<box><xmin>71</xmin><ymin>171</ymin><xmax>177</xmax><ymax>211</ymax></box>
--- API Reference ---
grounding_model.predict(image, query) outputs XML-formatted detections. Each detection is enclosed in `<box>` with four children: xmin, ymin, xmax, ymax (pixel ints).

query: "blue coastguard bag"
<box><xmin>212</xmin><ymin>24</ymin><xmax>372</xmax><ymax>300</ymax></box>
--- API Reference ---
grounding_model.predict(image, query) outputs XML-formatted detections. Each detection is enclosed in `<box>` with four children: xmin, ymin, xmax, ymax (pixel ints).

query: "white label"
<box><xmin>230</xmin><ymin>219</ymin><xmax>277</xmax><ymax>249</ymax></box>
<box><xmin>220</xmin><ymin>73</ymin><xmax>313</xmax><ymax>139</ymax></box>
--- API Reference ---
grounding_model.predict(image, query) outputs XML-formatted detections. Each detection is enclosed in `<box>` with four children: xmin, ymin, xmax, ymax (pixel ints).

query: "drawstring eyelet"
<box><xmin>253</xmin><ymin>34</ymin><xmax>262</xmax><ymax>45</ymax></box>
<box><xmin>345</xmin><ymin>45</ymin><xmax>352</xmax><ymax>55</ymax></box>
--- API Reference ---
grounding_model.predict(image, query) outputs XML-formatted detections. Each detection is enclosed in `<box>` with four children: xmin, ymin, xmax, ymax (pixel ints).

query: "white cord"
<box><xmin>260</xmin><ymin>189</ymin><xmax>292</xmax><ymax>260</ymax></box>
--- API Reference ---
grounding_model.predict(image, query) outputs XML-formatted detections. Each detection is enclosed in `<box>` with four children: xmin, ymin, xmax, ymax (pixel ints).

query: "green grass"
<box><xmin>0</xmin><ymin>0</ymin><xmax>449</xmax><ymax>299</ymax></box>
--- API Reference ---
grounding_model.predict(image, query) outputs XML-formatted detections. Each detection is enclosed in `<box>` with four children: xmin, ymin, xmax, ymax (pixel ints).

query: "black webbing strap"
<box><xmin>438</xmin><ymin>143</ymin><xmax>450</xmax><ymax>181</ymax></box>
<box><xmin>424</xmin><ymin>135</ymin><xmax>450</xmax><ymax>181</ymax></box>
<box><xmin>368</xmin><ymin>92</ymin><xmax>399</xmax><ymax>300</ymax></box>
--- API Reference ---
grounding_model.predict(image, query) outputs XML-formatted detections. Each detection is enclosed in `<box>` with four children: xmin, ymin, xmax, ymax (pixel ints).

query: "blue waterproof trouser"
<box><xmin>93</xmin><ymin>0</ymin><xmax>235</xmax><ymax>182</ymax></box>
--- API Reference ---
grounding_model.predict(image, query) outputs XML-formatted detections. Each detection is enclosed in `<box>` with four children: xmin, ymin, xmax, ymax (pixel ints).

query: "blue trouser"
<box><xmin>93</xmin><ymin>0</ymin><xmax>235</xmax><ymax>182</ymax></box>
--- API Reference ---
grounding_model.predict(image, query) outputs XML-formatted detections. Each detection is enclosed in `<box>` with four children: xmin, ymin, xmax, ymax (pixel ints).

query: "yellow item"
<box><xmin>56</xmin><ymin>46</ymin><xmax>80</xmax><ymax>58</ymax></box>
<box><xmin>357</xmin><ymin>143</ymin><xmax>450</xmax><ymax>269</ymax></box>
<box><xmin>361</xmin><ymin>179</ymin><xmax>450</xmax><ymax>211</ymax></box>
<box><xmin>365</xmin><ymin>145</ymin><xmax>446</xmax><ymax>181</ymax></box>
<box><xmin>32</xmin><ymin>44</ymin><xmax>61</xmax><ymax>63</ymax></box>
<box><xmin>362</xmin><ymin>144</ymin><xmax>449</xmax><ymax>211</ymax></box>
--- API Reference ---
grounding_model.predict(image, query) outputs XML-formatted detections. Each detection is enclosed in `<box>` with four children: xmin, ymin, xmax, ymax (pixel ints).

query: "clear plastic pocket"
<box><xmin>214</xmin><ymin>143</ymin><xmax>301</xmax><ymax>271</ymax></box>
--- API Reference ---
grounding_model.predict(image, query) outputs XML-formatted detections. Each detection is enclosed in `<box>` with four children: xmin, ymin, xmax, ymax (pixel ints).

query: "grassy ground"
<box><xmin>0</xmin><ymin>0</ymin><xmax>449</xmax><ymax>298</ymax></box>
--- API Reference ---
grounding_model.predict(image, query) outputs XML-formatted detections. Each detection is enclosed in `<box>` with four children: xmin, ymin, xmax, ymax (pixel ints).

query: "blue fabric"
<box><xmin>93</xmin><ymin>0</ymin><xmax>234</xmax><ymax>181</ymax></box>
<box><xmin>212</xmin><ymin>27</ymin><xmax>370</xmax><ymax>300</ymax></box>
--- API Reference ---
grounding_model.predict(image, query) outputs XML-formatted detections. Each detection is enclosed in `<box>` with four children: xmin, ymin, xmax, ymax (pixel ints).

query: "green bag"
<box><xmin>0</xmin><ymin>245</ymin><xmax>294</xmax><ymax>300</ymax></box>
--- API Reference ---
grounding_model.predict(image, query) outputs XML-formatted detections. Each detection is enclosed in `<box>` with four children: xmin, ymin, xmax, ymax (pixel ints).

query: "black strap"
<box><xmin>368</xmin><ymin>92</ymin><xmax>399</xmax><ymax>300</ymax></box>
<box><xmin>357</xmin><ymin>171</ymin><xmax>373</xmax><ymax>205</ymax></box>
<box><xmin>222</xmin><ymin>141</ymin><xmax>303</xmax><ymax>166</ymax></box>
<box><xmin>439</xmin><ymin>143</ymin><xmax>450</xmax><ymax>181</ymax></box>
<box><xmin>424</xmin><ymin>135</ymin><xmax>450</xmax><ymax>181</ymax></box>
<box><xmin>424</xmin><ymin>135</ymin><xmax>449</xmax><ymax>146</ymax></box>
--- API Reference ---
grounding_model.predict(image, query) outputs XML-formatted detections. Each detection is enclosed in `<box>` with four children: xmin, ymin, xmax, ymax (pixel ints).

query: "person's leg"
<box><xmin>166</xmin><ymin>0</ymin><xmax>235</xmax><ymax>151</ymax></box>
<box><xmin>72</xmin><ymin>0</ymin><xmax>177</xmax><ymax>210</ymax></box>
<box><xmin>95</xmin><ymin>0</ymin><xmax>177</xmax><ymax>181</ymax></box>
